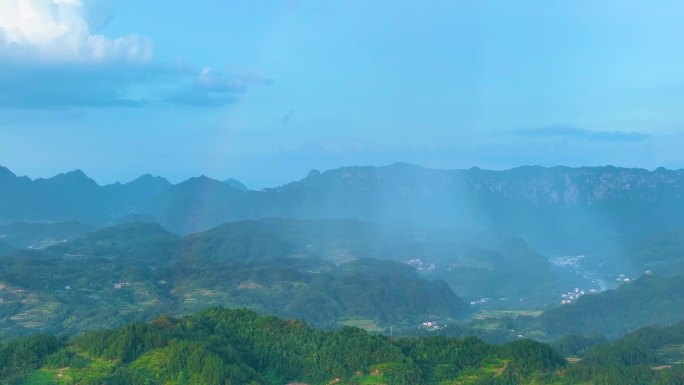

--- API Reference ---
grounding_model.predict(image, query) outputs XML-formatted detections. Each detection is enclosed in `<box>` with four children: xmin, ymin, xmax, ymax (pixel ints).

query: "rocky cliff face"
<box><xmin>258</xmin><ymin>164</ymin><xmax>684</xmax><ymax>251</ymax></box>
<box><xmin>292</xmin><ymin>164</ymin><xmax>684</xmax><ymax>206</ymax></box>
<box><xmin>465</xmin><ymin>166</ymin><xmax>684</xmax><ymax>206</ymax></box>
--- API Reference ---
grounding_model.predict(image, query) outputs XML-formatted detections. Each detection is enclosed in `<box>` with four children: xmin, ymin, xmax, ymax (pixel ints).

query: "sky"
<box><xmin>1</xmin><ymin>0</ymin><xmax>684</xmax><ymax>188</ymax></box>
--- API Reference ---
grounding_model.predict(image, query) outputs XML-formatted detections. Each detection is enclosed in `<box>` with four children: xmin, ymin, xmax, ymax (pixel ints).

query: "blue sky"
<box><xmin>1</xmin><ymin>1</ymin><xmax>684</xmax><ymax>188</ymax></box>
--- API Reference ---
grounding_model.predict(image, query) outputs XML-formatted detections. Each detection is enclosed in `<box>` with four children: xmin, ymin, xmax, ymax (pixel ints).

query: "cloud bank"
<box><xmin>0</xmin><ymin>0</ymin><xmax>268</xmax><ymax>109</ymax></box>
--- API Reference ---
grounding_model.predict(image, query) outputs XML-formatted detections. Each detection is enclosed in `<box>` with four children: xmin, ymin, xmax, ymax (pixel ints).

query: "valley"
<box><xmin>2</xmin><ymin>164</ymin><xmax>684</xmax><ymax>384</ymax></box>
<box><xmin>1</xmin><ymin>1</ymin><xmax>680</xmax><ymax>381</ymax></box>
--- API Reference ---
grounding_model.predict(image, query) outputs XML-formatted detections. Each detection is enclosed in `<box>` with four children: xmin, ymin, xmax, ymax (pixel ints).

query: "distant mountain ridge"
<box><xmin>3</xmin><ymin>164</ymin><xmax>684</xmax><ymax>250</ymax></box>
<box><xmin>0</xmin><ymin>166</ymin><xmax>172</xmax><ymax>224</ymax></box>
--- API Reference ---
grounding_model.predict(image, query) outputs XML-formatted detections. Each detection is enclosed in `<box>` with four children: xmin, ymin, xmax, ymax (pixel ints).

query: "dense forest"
<box><xmin>2</xmin><ymin>308</ymin><xmax>684</xmax><ymax>385</ymax></box>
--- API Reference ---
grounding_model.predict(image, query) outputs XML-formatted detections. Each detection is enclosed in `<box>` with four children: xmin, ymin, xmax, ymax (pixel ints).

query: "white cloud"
<box><xmin>0</xmin><ymin>0</ymin><xmax>151</xmax><ymax>63</ymax></box>
<box><xmin>0</xmin><ymin>1</ymin><xmax>270</xmax><ymax>109</ymax></box>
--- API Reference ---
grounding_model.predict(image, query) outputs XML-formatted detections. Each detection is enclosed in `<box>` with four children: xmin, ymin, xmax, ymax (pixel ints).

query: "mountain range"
<box><xmin>8</xmin><ymin>163</ymin><xmax>684</xmax><ymax>343</ymax></box>
<box><xmin>3</xmin><ymin>163</ymin><xmax>684</xmax><ymax>253</ymax></box>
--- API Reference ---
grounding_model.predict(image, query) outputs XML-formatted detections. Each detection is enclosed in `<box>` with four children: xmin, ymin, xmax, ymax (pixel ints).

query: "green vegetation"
<box><xmin>537</xmin><ymin>275</ymin><xmax>684</xmax><ymax>337</ymax></box>
<box><xmin>402</xmin><ymin>272</ymin><xmax>684</xmax><ymax>345</ymax></box>
<box><xmin>7</xmin><ymin>219</ymin><xmax>684</xmax><ymax>346</ymax></box>
<box><xmin>7</xmin><ymin>165</ymin><xmax>684</xmax><ymax>383</ymax></box>
<box><xmin>0</xmin><ymin>221</ymin><xmax>470</xmax><ymax>339</ymax></box>
<box><xmin>550</xmin><ymin>334</ymin><xmax>607</xmax><ymax>356</ymax></box>
<box><xmin>0</xmin><ymin>334</ymin><xmax>62</xmax><ymax>384</ymax></box>
<box><xmin>179</xmin><ymin>218</ymin><xmax>567</xmax><ymax>305</ymax></box>
<box><xmin>0</xmin><ymin>308</ymin><xmax>568</xmax><ymax>385</ymax></box>
<box><xmin>560</xmin><ymin>320</ymin><xmax>684</xmax><ymax>384</ymax></box>
<box><xmin>3</xmin><ymin>308</ymin><xmax>684</xmax><ymax>385</ymax></box>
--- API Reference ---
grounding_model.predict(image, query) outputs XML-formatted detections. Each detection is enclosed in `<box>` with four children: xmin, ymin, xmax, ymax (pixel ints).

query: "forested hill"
<box><xmin>537</xmin><ymin>275</ymin><xmax>684</xmax><ymax>337</ymax></box>
<box><xmin>0</xmin><ymin>221</ymin><xmax>472</xmax><ymax>339</ymax></box>
<box><xmin>3</xmin><ymin>164</ymin><xmax>684</xmax><ymax>250</ymax></box>
<box><xmin>4</xmin><ymin>308</ymin><xmax>684</xmax><ymax>385</ymax></box>
<box><xmin>0</xmin><ymin>308</ymin><xmax>575</xmax><ymax>385</ymax></box>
